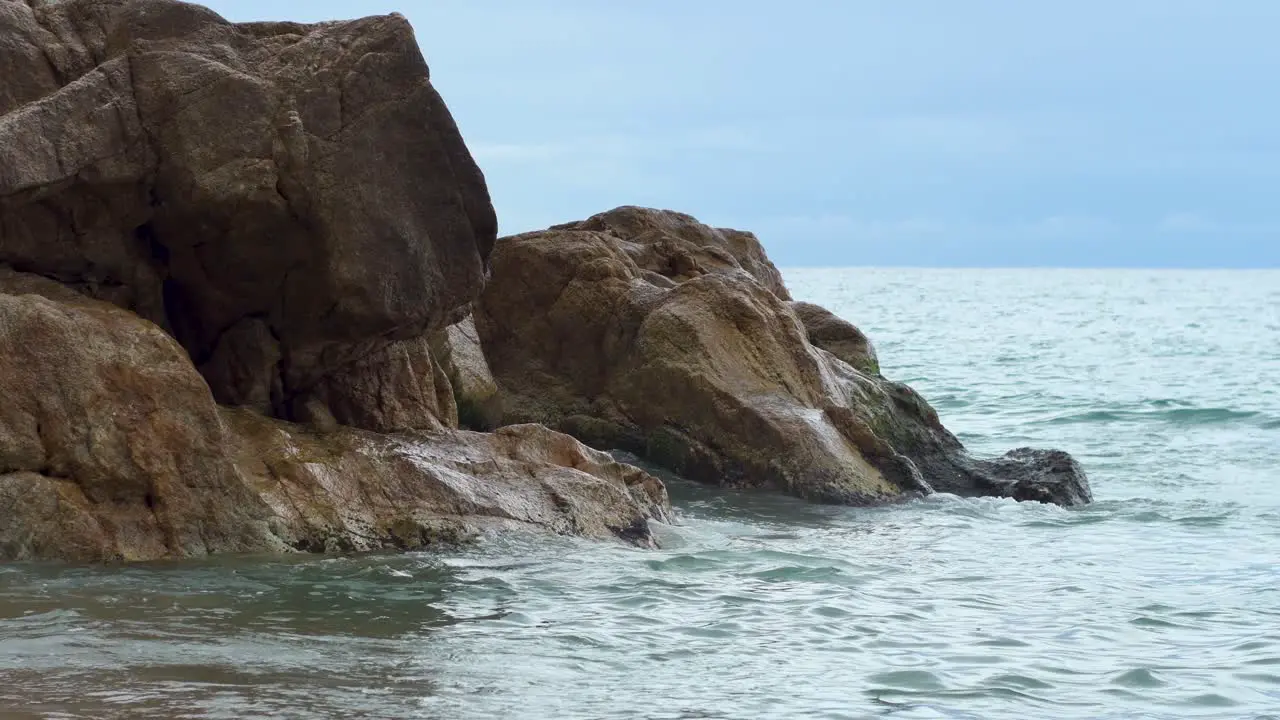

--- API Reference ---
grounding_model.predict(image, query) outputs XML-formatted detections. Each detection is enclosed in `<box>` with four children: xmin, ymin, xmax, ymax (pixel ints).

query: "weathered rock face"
<box><xmin>0</xmin><ymin>271</ymin><xmax>669</xmax><ymax>561</ymax></box>
<box><xmin>476</xmin><ymin>207</ymin><xmax>1092</xmax><ymax>507</ymax></box>
<box><xmin>431</xmin><ymin>314</ymin><xmax>503</xmax><ymax>430</ymax></box>
<box><xmin>0</xmin><ymin>3</ymin><xmax>674</xmax><ymax>563</ymax></box>
<box><xmin>553</xmin><ymin>206</ymin><xmax>792</xmax><ymax>300</ymax></box>
<box><xmin>0</xmin><ymin>269</ymin><xmax>279</xmax><ymax>560</ymax></box>
<box><xmin>791</xmin><ymin>300</ymin><xmax>879</xmax><ymax>375</ymax></box>
<box><xmin>0</xmin><ymin>0</ymin><xmax>496</xmax><ymax>431</ymax></box>
<box><xmin>227</xmin><ymin>413</ymin><xmax>671</xmax><ymax>555</ymax></box>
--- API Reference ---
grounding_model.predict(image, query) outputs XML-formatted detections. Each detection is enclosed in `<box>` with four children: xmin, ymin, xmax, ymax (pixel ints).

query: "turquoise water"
<box><xmin>3</xmin><ymin>269</ymin><xmax>1279</xmax><ymax>719</ymax></box>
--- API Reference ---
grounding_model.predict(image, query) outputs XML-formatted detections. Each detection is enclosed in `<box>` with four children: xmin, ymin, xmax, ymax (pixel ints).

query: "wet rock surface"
<box><xmin>476</xmin><ymin>207</ymin><xmax>1092</xmax><ymax>507</ymax></box>
<box><xmin>0</xmin><ymin>270</ymin><xmax>668</xmax><ymax>561</ymax></box>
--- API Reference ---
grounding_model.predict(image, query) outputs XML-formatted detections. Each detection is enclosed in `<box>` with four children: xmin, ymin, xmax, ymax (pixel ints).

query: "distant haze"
<box><xmin>209</xmin><ymin>1</ymin><xmax>1280</xmax><ymax>268</ymax></box>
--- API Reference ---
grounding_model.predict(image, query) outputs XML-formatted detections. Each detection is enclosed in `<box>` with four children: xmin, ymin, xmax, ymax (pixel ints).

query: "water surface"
<box><xmin>3</xmin><ymin>269</ymin><xmax>1279</xmax><ymax>719</ymax></box>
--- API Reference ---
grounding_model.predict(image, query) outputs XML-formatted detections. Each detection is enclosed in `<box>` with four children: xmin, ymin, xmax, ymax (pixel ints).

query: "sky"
<box><xmin>206</xmin><ymin>1</ymin><xmax>1280</xmax><ymax>268</ymax></box>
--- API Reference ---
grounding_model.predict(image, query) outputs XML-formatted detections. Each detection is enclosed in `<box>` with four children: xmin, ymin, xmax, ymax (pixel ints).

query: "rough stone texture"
<box><xmin>477</xmin><ymin>208</ymin><xmax>1092</xmax><ymax>507</ymax></box>
<box><xmin>0</xmin><ymin>271</ymin><xmax>669</xmax><ymax>561</ymax></box>
<box><xmin>227</xmin><ymin>412</ymin><xmax>671</xmax><ymax>554</ymax></box>
<box><xmin>790</xmin><ymin>300</ymin><xmax>879</xmax><ymax>375</ymax></box>
<box><xmin>0</xmin><ymin>269</ymin><xmax>278</xmax><ymax>561</ymax></box>
<box><xmin>553</xmin><ymin>206</ymin><xmax>792</xmax><ymax>300</ymax></box>
<box><xmin>431</xmin><ymin>314</ymin><xmax>503</xmax><ymax>430</ymax></box>
<box><xmin>0</xmin><ymin>0</ymin><xmax>497</xmax><ymax>431</ymax></box>
<box><xmin>298</xmin><ymin>335</ymin><xmax>459</xmax><ymax>434</ymax></box>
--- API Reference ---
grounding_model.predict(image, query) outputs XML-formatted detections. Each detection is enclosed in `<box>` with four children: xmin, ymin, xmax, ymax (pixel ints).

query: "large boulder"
<box><xmin>0</xmin><ymin>0</ymin><xmax>496</xmax><ymax>431</ymax></box>
<box><xmin>0</xmin><ymin>271</ymin><xmax>669</xmax><ymax>561</ymax></box>
<box><xmin>476</xmin><ymin>207</ymin><xmax>1092</xmax><ymax>507</ymax></box>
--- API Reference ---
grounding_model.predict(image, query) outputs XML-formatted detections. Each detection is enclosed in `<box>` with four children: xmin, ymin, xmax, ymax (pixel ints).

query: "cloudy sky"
<box><xmin>209</xmin><ymin>1</ymin><xmax>1279</xmax><ymax>267</ymax></box>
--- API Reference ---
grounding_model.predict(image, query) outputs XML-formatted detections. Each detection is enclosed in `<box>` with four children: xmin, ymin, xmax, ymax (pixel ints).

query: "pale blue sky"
<box><xmin>207</xmin><ymin>1</ymin><xmax>1279</xmax><ymax>267</ymax></box>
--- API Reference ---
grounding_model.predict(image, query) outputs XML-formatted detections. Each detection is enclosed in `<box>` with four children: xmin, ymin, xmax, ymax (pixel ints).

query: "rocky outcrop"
<box><xmin>0</xmin><ymin>0</ymin><xmax>495</xmax><ymax>431</ymax></box>
<box><xmin>0</xmin><ymin>1</ymin><xmax>671</xmax><ymax>563</ymax></box>
<box><xmin>0</xmin><ymin>1</ymin><xmax>1089</xmax><ymax>563</ymax></box>
<box><xmin>0</xmin><ymin>270</ymin><xmax>668</xmax><ymax>561</ymax></box>
<box><xmin>476</xmin><ymin>207</ymin><xmax>1091</xmax><ymax>507</ymax></box>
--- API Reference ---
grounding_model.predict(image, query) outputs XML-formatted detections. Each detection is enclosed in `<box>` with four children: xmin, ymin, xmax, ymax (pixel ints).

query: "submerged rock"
<box><xmin>476</xmin><ymin>206</ymin><xmax>1092</xmax><ymax>507</ymax></box>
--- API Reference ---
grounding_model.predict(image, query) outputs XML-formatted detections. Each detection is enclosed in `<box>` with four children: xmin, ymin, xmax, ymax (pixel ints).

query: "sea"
<box><xmin>2</xmin><ymin>268</ymin><xmax>1278</xmax><ymax>720</ymax></box>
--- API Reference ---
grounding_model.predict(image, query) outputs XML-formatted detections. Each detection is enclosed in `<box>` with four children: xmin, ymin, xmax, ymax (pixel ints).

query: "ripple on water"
<box><xmin>984</xmin><ymin>674</ymin><xmax>1054</xmax><ymax>691</ymax></box>
<box><xmin>6</xmin><ymin>269</ymin><xmax>1280</xmax><ymax>719</ymax></box>
<box><xmin>867</xmin><ymin>670</ymin><xmax>948</xmax><ymax>691</ymax></box>
<box><xmin>1185</xmin><ymin>693</ymin><xmax>1240</xmax><ymax>708</ymax></box>
<box><xmin>1111</xmin><ymin>668</ymin><xmax>1166</xmax><ymax>688</ymax></box>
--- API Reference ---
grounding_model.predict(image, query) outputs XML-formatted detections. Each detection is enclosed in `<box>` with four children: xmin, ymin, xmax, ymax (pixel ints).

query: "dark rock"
<box><xmin>0</xmin><ymin>0</ymin><xmax>496</xmax><ymax>430</ymax></box>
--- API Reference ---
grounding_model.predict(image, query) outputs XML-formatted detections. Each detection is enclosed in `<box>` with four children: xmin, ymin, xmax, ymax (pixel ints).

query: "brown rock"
<box><xmin>226</xmin><ymin>413</ymin><xmax>671</xmax><ymax>553</ymax></box>
<box><xmin>0</xmin><ymin>269</ymin><xmax>278</xmax><ymax>560</ymax></box>
<box><xmin>0</xmin><ymin>0</ymin><xmax>496</xmax><ymax>430</ymax></box>
<box><xmin>477</xmin><ymin>208</ymin><xmax>1092</xmax><ymax>507</ymax></box>
<box><xmin>790</xmin><ymin>300</ymin><xmax>880</xmax><ymax>375</ymax></box>
<box><xmin>296</xmin><ymin>335</ymin><xmax>459</xmax><ymax>434</ymax></box>
<box><xmin>431</xmin><ymin>314</ymin><xmax>503</xmax><ymax>430</ymax></box>
<box><xmin>555</xmin><ymin>206</ymin><xmax>792</xmax><ymax>300</ymax></box>
<box><xmin>0</xmin><ymin>271</ymin><xmax>669</xmax><ymax>561</ymax></box>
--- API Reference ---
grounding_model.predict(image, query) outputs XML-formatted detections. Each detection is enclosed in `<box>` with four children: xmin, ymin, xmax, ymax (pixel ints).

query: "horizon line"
<box><xmin>778</xmin><ymin>265</ymin><xmax>1280</xmax><ymax>271</ymax></box>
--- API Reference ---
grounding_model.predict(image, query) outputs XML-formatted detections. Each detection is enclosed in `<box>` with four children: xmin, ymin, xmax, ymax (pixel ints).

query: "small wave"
<box><xmin>1040</xmin><ymin>405</ymin><xmax>1269</xmax><ymax>427</ymax></box>
<box><xmin>1111</xmin><ymin>668</ymin><xmax>1166</xmax><ymax>688</ymax></box>
<box><xmin>866</xmin><ymin>669</ymin><xmax>946</xmax><ymax>691</ymax></box>
<box><xmin>1184</xmin><ymin>693</ymin><xmax>1239</xmax><ymax>708</ymax></box>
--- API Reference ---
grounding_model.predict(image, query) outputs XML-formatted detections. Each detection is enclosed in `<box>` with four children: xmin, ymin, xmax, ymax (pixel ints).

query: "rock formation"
<box><xmin>1</xmin><ymin>1</ymin><xmax>1088</xmax><ymax>563</ymax></box>
<box><xmin>0</xmin><ymin>0</ymin><xmax>668</xmax><ymax>562</ymax></box>
<box><xmin>476</xmin><ymin>207</ymin><xmax>1092</xmax><ymax>507</ymax></box>
<box><xmin>0</xmin><ymin>267</ymin><xmax>669</xmax><ymax>562</ymax></box>
<box><xmin>1</xmin><ymin>0</ymin><xmax>493</xmax><ymax>429</ymax></box>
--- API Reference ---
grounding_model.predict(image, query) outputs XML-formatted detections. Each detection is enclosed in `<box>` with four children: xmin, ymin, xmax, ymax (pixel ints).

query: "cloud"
<box><xmin>1030</xmin><ymin>215</ymin><xmax>1117</xmax><ymax>237</ymax></box>
<box><xmin>469</xmin><ymin>142</ymin><xmax>566</xmax><ymax>162</ymax></box>
<box><xmin>1159</xmin><ymin>213</ymin><xmax>1214</xmax><ymax>233</ymax></box>
<box><xmin>471</xmin><ymin>126</ymin><xmax>768</xmax><ymax>165</ymax></box>
<box><xmin>1157</xmin><ymin>213</ymin><xmax>1280</xmax><ymax>235</ymax></box>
